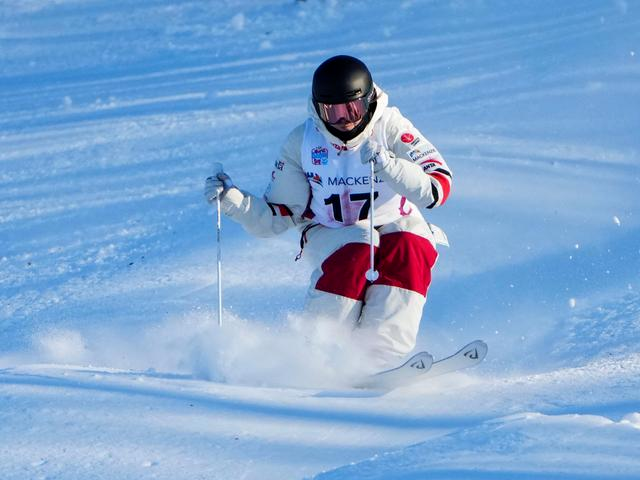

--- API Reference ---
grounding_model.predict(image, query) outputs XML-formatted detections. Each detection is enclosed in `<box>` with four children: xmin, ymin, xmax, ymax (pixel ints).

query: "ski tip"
<box><xmin>408</xmin><ymin>351</ymin><xmax>434</xmax><ymax>372</ymax></box>
<box><xmin>355</xmin><ymin>351</ymin><xmax>434</xmax><ymax>391</ymax></box>
<box><xmin>462</xmin><ymin>340</ymin><xmax>488</xmax><ymax>363</ymax></box>
<box><xmin>374</xmin><ymin>351</ymin><xmax>433</xmax><ymax>377</ymax></box>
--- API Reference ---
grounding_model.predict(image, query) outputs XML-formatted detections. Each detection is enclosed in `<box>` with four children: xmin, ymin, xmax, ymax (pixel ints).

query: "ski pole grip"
<box><xmin>211</xmin><ymin>162</ymin><xmax>225</xmax><ymax>196</ymax></box>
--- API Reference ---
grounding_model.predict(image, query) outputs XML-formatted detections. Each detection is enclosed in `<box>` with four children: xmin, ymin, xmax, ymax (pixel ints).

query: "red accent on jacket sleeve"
<box><xmin>267</xmin><ymin>202</ymin><xmax>294</xmax><ymax>217</ymax></box>
<box><xmin>429</xmin><ymin>172</ymin><xmax>451</xmax><ymax>204</ymax></box>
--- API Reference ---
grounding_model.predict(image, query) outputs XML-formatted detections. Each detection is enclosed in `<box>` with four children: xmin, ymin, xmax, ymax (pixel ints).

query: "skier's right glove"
<box><xmin>204</xmin><ymin>163</ymin><xmax>235</xmax><ymax>204</ymax></box>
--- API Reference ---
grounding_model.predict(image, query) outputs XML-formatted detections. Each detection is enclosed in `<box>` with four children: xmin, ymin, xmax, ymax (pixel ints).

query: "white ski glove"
<box><xmin>360</xmin><ymin>138</ymin><xmax>395</xmax><ymax>173</ymax></box>
<box><xmin>204</xmin><ymin>163</ymin><xmax>235</xmax><ymax>204</ymax></box>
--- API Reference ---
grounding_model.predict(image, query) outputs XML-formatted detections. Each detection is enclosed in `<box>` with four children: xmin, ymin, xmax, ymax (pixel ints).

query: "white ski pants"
<box><xmin>301</xmin><ymin>215</ymin><xmax>438</xmax><ymax>368</ymax></box>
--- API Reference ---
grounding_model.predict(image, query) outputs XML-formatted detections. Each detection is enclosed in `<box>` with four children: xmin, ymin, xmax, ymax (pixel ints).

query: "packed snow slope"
<box><xmin>1</xmin><ymin>1</ymin><xmax>640</xmax><ymax>479</ymax></box>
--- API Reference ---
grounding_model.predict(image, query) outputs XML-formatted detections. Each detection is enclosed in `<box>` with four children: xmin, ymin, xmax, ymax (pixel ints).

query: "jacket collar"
<box><xmin>307</xmin><ymin>84</ymin><xmax>388</xmax><ymax>150</ymax></box>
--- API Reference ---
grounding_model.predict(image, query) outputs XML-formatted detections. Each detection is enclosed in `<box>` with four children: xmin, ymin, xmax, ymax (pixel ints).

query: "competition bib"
<box><xmin>300</xmin><ymin>119</ymin><xmax>416</xmax><ymax>228</ymax></box>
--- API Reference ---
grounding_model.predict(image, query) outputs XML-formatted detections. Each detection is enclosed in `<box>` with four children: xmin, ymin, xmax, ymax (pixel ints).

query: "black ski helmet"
<box><xmin>312</xmin><ymin>55</ymin><xmax>374</xmax><ymax>106</ymax></box>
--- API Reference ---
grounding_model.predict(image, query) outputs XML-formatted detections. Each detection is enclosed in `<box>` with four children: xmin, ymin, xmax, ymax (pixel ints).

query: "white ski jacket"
<box><xmin>220</xmin><ymin>85</ymin><xmax>452</xmax><ymax>238</ymax></box>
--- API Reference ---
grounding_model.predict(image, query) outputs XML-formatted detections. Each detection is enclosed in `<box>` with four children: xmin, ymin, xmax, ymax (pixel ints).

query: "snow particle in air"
<box><xmin>231</xmin><ymin>13</ymin><xmax>245</xmax><ymax>31</ymax></box>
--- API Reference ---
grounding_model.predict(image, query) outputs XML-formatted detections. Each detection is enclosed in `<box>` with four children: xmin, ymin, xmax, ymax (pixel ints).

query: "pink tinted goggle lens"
<box><xmin>318</xmin><ymin>98</ymin><xmax>368</xmax><ymax>125</ymax></box>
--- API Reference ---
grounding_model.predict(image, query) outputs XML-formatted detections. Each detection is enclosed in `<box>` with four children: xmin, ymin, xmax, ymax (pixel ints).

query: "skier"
<box><xmin>205</xmin><ymin>55</ymin><xmax>452</xmax><ymax>370</ymax></box>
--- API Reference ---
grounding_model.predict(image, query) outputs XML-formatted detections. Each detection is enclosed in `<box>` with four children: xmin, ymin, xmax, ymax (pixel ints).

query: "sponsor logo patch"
<box><xmin>409</xmin><ymin>148</ymin><xmax>437</xmax><ymax>163</ymax></box>
<box><xmin>401</xmin><ymin>132</ymin><xmax>415</xmax><ymax>143</ymax></box>
<box><xmin>421</xmin><ymin>162</ymin><xmax>439</xmax><ymax>172</ymax></box>
<box><xmin>311</xmin><ymin>146</ymin><xmax>329</xmax><ymax>165</ymax></box>
<box><xmin>306</xmin><ymin>171</ymin><xmax>323</xmax><ymax>186</ymax></box>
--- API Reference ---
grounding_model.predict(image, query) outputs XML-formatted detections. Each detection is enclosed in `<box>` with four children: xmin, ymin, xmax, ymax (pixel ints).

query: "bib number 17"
<box><xmin>324</xmin><ymin>192</ymin><xmax>379</xmax><ymax>223</ymax></box>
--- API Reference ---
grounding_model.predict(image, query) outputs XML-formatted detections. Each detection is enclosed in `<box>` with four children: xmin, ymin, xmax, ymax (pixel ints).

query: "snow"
<box><xmin>317</xmin><ymin>412</ymin><xmax>640</xmax><ymax>479</ymax></box>
<box><xmin>1</xmin><ymin>0</ymin><xmax>639</xmax><ymax>478</ymax></box>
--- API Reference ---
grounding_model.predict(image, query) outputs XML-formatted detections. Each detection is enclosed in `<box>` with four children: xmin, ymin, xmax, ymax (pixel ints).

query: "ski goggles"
<box><xmin>317</xmin><ymin>97</ymin><xmax>370</xmax><ymax>125</ymax></box>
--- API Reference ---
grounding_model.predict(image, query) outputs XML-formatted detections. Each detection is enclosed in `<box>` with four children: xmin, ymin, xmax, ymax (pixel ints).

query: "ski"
<box><xmin>356</xmin><ymin>351</ymin><xmax>434</xmax><ymax>390</ymax></box>
<box><xmin>358</xmin><ymin>340</ymin><xmax>488</xmax><ymax>391</ymax></box>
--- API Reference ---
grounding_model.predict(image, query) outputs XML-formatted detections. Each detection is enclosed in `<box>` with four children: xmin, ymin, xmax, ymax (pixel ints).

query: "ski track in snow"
<box><xmin>1</xmin><ymin>0</ymin><xmax>639</xmax><ymax>479</ymax></box>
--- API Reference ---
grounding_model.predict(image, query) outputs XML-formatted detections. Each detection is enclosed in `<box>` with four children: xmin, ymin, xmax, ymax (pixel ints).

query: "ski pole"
<box><xmin>211</xmin><ymin>162</ymin><xmax>224</xmax><ymax>327</ymax></box>
<box><xmin>365</xmin><ymin>157</ymin><xmax>379</xmax><ymax>282</ymax></box>
<box><xmin>216</xmin><ymin>194</ymin><xmax>223</xmax><ymax>327</ymax></box>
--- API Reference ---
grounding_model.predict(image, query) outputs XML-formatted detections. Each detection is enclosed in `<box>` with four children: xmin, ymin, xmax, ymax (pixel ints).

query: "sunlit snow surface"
<box><xmin>1</xmin><ymin>1</ymin><xmax>639</xmax><ymax>479</ymax></box>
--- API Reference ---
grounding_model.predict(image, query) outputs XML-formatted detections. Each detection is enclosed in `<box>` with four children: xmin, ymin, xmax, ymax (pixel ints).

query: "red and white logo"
<box><xmin>331</xmin><ymin>143</ymin><xmax>348</xmax><ymax>152</ymax></box>
<box><xmin>401</xmin><ymin>133</ymin><xmax>414</xmax><ymax>143</ymax></box>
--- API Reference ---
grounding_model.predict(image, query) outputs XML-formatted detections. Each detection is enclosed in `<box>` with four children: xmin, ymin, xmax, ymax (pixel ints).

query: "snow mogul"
<box><xmin>205</xmin><ymin>55</ymin><xmax>452</xmax><ymax>369</ymax></box>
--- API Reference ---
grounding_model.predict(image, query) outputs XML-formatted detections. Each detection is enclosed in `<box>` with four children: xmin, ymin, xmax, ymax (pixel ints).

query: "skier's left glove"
<box><xmin>360</xmin><ymin>138</ymin><xmax>396</xmax><ymax>173</ymax></box>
